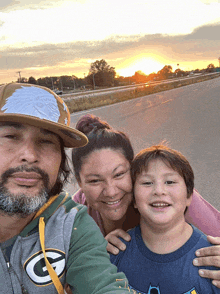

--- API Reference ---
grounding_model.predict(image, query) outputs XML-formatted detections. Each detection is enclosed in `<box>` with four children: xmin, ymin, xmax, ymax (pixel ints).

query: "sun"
<box><xmin>116</xmin><ymin>56</ymin><xmax>165</xmax><ymax>77</ymax></box>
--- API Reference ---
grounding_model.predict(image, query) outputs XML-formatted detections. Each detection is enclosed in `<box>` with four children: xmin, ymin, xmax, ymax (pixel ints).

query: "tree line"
<box><xmin>16</xmin><ymin>60</ymin><xmax>219</xmax><ymax>92</ymax></box>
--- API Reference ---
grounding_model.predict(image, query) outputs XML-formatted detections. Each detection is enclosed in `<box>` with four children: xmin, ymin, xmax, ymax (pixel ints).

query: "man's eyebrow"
<box><xmin>0</xmin><ymin>122</ymin><xmax>24</xmax><ymax>129</ymax></box>
<box><xmin>40</xmin><ymin>128</ymin><xmax>60</xmax><ymax>138</ymax></box>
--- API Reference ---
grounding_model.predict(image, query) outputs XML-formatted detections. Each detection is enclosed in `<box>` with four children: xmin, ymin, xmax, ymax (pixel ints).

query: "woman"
<box><xmin>72</xmin><ymin>114</ymin><xmax>220</xmax><ymax>287</ymax></box>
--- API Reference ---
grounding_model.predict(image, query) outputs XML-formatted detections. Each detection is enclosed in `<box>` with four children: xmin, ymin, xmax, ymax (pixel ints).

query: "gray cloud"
<box><xmin>0</xmin><ymin>0</ymin><xmax>61</xmax><ymax>11</ymax></box>
<box><xmin>185</xmin><ymin>23</ymin><xmax>220</xmax><ymax>40</ymax></box>
<box><xmin>0</xmin><ymin>0</ymin><xmax>22</xmax><ymax>10</ymax></box>
<box><xmin>1</xmin><ymin>23</ymin><xmax>220</xmax><ymax>74</ymax></box>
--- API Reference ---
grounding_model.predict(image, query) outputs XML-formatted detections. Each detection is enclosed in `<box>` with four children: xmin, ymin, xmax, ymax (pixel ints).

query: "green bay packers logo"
<box><xmin>24</xmin><ymin>249</ymin><xmax>65</xmax><ymax>286</ymax></box>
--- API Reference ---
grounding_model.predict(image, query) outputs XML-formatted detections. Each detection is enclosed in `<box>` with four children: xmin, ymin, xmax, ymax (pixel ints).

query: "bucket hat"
<box><xmin>0</xmin><ymin>83</ymin><xmax>88</xmax><ymax>148</ymax></box>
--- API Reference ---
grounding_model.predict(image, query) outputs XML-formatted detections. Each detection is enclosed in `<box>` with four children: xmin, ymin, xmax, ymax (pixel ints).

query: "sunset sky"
<box><xmin>1</xmin><ymin>0</ymin><xmax>220</xmax><ymax>83</ymax></box>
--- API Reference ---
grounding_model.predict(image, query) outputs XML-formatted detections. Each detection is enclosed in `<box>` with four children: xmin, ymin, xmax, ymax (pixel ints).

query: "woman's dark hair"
<box><xmin>131</xmin><ymin>144</ymin><xmax>194</xmax><ymax>198</ymax></box>
<box><xmin>72</xmin><ymin>114</ymin><xmax>134</xmax><ymax>182</ymax></box>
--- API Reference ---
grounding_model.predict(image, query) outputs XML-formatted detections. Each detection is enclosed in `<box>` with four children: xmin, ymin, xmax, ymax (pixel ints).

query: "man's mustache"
<box><xmin>1</xmin><ymin>166</ymin><xmax>50</xmax><ymax>190</ymax></box>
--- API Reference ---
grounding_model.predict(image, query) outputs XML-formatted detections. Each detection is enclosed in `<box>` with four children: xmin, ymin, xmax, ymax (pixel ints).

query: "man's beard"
<box><xmin>0</xmin><ymin>166</ymin><xmax>51</xmax><ymax>218</ymax></box>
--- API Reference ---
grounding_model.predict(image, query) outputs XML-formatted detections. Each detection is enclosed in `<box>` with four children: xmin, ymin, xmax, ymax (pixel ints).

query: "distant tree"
<box><xmin>114</xmin><ymin>76</ymin><xmax>126</xmax><ymax>86</ymax></box>
<box><xmin>18</xmin><ymin>77</ymin><xmax>28</xmax><ymax>83</ymax></box>
<box><xmin>146</xmin><ymin>72</ymin><xmax>157</xmax><ymax>81</ymax></box>
<box><xmin>174</xmin><ymin>68</ymin><xmax>185</xmax><ymax>77</ymax></box>
<box><xmin>157</xmin><ymin>65</ymin><xmax>173</xmax><ymax>79</ymax></box>
<box><xmin>28</xmin><ymin>76</ymin><xmax>37</xmax><ymax>84</ymax></box>
<box><xmin>88</xmin><ymin>59</ymin><xmax>116</xmax><ymax>87</ymax></box>
<box><xmin>37</xmin><ymin>77</ymin><xmax>57</xmax><ymax>89</ymax></box>
<box><xmin>206</xmin><ymin>63</ymin><xmax>215</xmax><ymax>72</ymax></box>
<box><xmin>133</xmin><ymin>71</ymin><xmax>148</xmax><ymax>83</ymax></box>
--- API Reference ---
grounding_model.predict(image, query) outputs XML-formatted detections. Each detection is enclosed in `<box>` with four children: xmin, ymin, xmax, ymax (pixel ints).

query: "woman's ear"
<box><xmin>76</xmin><ymin>177</ymin><xmax>82</xmax><ymax>189</ymax></box>
<box><xmin>134</xmin><ymin>200</ymin><xmax>137</xmax><ymax>209</ymax></box>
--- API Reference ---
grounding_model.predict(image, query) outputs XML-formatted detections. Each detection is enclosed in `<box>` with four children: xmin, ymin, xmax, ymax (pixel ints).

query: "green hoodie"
<box><xmin>0</xmin><ymin>192</ymin><xmax>130</xmax><ymax>294</ymax></box>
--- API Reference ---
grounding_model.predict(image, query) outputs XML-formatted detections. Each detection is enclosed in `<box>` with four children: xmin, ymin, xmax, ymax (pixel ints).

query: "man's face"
<box><xmin>0</xmin><ymin>122</ymin><xmax>62</xmax><ymax>216</ymax></box>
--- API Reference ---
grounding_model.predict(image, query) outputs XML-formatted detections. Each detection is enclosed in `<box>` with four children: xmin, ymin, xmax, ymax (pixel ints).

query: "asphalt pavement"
<box><xmin>66</xmin><ymin>77</ymin><xmax>220</xmax><ymax>211</ymax></box>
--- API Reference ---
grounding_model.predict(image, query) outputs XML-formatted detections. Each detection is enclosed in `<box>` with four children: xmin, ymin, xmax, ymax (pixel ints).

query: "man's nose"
<box><xmin>18</xmin><ymin>140</ymin><xmax>39</xmax><ymax>164</ymax></box>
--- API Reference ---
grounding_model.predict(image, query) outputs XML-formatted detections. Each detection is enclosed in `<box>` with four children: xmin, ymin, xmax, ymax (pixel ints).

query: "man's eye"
<box><xmin>40</xmin><ymin>139</ymin><xmax>55</xmax><ymax>144</ymax></box>
<box><xmin>4</xmin><ymin>134</ymin><xmax>17</xmax><ymax>139</ymax></box>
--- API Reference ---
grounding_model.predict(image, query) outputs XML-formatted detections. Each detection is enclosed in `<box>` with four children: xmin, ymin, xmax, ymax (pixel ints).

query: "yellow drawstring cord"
<box><xmin>39</xmin><ymin>217</ymin><xmax>65</xmax><ymax>294</ymax></box>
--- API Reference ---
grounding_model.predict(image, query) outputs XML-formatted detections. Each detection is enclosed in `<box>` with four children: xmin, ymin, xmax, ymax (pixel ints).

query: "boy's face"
<box><xmin>134</xmin><ymin>159</ymin><xmax>192</xmax><ymax>230</ymax></box>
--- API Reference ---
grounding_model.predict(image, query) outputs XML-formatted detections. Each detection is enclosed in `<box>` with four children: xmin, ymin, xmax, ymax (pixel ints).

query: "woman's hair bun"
<box><xmin>76</xmin><ymin>114</ymin><xmax>111</xmax><ymax>135</ymax></box>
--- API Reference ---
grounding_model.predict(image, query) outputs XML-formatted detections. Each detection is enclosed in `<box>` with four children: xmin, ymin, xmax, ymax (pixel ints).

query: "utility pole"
<box><xmin>16</xmin><ymin>71</ymin><xmax>21</xmax><ymax>82</ymax></box>
<box><xmin>60</xmin><ymin>78</ymin><xmax>63</xmax><ymax>92</ymax></box>
<box><xmin>51</xmin><ymin>77</ymin><xmax>54</xmax><ymax>90</ymax></box>
<box><xmin>72</xmin><ymin>76</ymin><xmax>76</xmax><ymax>91</ymax></box>
<box><xmin>93</xmin><ymin>73</ymin><xmax>96</xmax><ymax>90</ymax></box>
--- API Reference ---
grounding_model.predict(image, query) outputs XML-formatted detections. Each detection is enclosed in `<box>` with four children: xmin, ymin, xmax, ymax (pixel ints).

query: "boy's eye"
<box><xmin>165</xmin><ymin>180</ymin><xmax>175</xmax><ymax>185</ymax></box>
<box><xmin>142</xmin><ymin>181</ymin><xmax>152</xmax><ymax>186</ymax></box>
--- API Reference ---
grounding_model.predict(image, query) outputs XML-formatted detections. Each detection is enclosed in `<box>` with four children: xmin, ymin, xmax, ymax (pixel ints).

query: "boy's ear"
<box><xmin>186</xmin><ymin>193</ymin><xmax>193</xmax><ymax>207</ymax></box>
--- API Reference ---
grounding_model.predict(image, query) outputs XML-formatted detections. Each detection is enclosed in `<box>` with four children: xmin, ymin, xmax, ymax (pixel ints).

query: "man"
<box><xmin>0</xmin><ymin>83</ymin><xmax>130</xmax><ymax>294</ymax></box>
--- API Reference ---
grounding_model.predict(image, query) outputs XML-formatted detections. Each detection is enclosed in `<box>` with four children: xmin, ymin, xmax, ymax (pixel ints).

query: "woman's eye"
<box><xmin>88</xmin><ymin>179</ymin><xmax>101</xmax><ymax>184</ymax></box>
<box><xmin>115</xmin><ymin>172</ymin><xmax>125</xmax><ymax>178</ymax></box>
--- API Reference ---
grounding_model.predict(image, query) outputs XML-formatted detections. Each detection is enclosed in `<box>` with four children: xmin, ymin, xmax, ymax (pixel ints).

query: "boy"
<box><xmin>110</xmin><ymin>144</ymin><xmax>219</xmax><ymax>294</ymax></box>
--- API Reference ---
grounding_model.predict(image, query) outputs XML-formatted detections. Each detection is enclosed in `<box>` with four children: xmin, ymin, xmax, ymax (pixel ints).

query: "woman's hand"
<box><xmin>105</xmin><ymin>229</ymin><xmax>131</xmax><ymax>255</ymax></box>
<box><xmin>193</xmin><ymin>236</ymin><xmax>220</xmax><ymax>288</ymax></box>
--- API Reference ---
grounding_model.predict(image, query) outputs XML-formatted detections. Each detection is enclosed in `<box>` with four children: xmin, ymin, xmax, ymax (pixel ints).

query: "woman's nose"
<box><xmin>102</xmin><ymin>181</ymin><xmax>118</xmax><ymax>198</ymax></box>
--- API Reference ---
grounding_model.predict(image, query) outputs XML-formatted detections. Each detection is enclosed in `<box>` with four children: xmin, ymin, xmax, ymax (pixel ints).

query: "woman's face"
<box><xmin>78</xmin><ymin>148</ymin><xmax>133</xmax><ymax>222</ymax></box>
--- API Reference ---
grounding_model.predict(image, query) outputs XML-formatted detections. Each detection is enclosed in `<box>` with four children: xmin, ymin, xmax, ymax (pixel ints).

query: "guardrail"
<box><xmin>63</xmin><ymin>72</ymin><xmax>219</xmax><ymax>100</ymax></box>
<box><xmin>63</xmin><ymin>72</ymin><xmax>220</xmax><ymax>113</ymax></box>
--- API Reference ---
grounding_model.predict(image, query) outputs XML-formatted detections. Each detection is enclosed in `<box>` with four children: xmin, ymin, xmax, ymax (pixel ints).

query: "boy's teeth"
<box><xmin>106</xmin><ymin>199</ymin><xmax>120</xmax><ymax>205</ymax></box>
<box><xmin>152</xmin><ymin>203</ymin><xmax>169</xmax><ymax>207</ymax></box>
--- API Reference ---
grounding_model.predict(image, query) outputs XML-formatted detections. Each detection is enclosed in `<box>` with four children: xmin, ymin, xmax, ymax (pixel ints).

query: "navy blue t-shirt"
<box><xmin>110</xmin><ymin>225</ymin><xmax>219</xmax><ymax>294</ymax></box>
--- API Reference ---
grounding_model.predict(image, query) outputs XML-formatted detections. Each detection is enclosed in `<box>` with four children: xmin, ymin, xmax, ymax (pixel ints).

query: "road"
<box><xmin>66</xmin><ymin>77</ymin><xmax>220</xmax><ymax>211</ymax></box>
